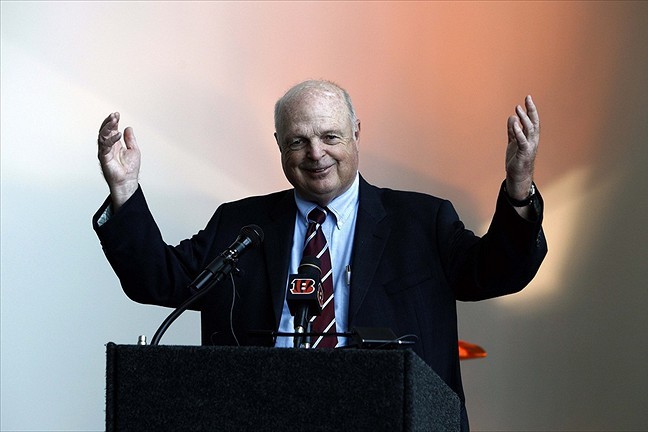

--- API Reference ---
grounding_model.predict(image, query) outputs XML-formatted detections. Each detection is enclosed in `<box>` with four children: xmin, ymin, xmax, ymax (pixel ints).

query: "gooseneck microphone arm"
<box><xmin>149</xmin><ymin>225</ymin><xmax>264</xmax><ymax>346</ymax></box>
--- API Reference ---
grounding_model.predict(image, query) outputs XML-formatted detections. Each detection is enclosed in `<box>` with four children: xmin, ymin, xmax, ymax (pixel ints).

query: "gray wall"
<box><xmin>2</xmin><ymin>2</ymin><xmax>647</xmax><ymax>430</ymax></box>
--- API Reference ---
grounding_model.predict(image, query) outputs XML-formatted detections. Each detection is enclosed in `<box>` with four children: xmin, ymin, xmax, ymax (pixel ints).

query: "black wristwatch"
<box><xmin>504</xmin><ymin>182</ymin><xmax>536</xmax><ymax>207</ymax></box>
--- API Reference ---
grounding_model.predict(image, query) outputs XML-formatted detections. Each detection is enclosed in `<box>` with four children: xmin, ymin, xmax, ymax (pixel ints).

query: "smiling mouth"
<box><xmin>304</xmin><ymin>165</ymin><xmax>332</xmax><ymax>175</ymax></box>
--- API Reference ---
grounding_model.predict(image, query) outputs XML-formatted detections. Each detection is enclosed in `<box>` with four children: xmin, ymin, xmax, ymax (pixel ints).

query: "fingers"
<box><xmin>516</xmin><ymin>105</ymin><xmax>532</xmax><ymax>134</ymax></box>
<box><xmin>98</xmin><ymin>112</ymin><xmax>123</xmax><ymax>156</ymax></box>
<box><xmin>512</xmin><ymin>119</ymin><xmax>528</xmax><ymax>148</ymax></box>
<box><xmin>505</xmin><ymin>96</ymin><xmax>539</xmax><ymax>185</ymax></box>
<box><xmin>98</xmin><ymin>112</ymin><xmax>120</xmax><ymax>142</ymax></box>
<box><xmin>525</xmin><ymin>95</ymin><xmax>539</xmax><ymax>130</ymax></box>
<box><xmin>123</xmin><ymin>126</ymin><xmax>139</xmax><ymax>151</ymax></box>
<box><xmin>507</xmin><ymin>114</ymin><xmax>527</xmax><ymax>147</ymax></box>
<box><xmin>99</xmin><ymin>112</ymin><xmax>119</xmax><ymax>133</ymax></box>
<box><xmin>508</xmin><ymin>95</ymin><xmax>540</xmax><ymax>147</ymax></box>
<box><xmin>515</xmin><ymin>95</ymin><xmax>540</xmax><ymax>138</ymax></box>
<box><xmin>507</xmin><ymin>115</ymin><xmax>518</xmax><ymax>141</ymax></box>
<box><xmin>98</xmin><ymin>131</ymin><xmax>122</xmax><ymax>147</ymax></box>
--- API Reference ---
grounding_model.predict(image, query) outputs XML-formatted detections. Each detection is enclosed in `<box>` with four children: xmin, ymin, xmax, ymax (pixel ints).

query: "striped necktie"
<box><xmin>304</xmin><ymin>207</ymin><xmax>337</xmax><ymax>348</ymax></box>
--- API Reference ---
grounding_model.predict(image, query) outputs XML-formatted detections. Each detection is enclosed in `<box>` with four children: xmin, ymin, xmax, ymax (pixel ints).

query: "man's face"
<box><xmin>275</xmin><ymin>90</ymin><xmax>360</xmax><ymax>206</ymax></box>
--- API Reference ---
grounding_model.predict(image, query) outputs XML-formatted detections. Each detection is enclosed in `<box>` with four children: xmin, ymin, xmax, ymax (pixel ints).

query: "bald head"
<box><xmin>273</xmin><ymin>80</ymin><xmax>361</xmax><ymax>206</ymax></box>
<box><xmin>274</xmin><ymin>80</ymin><xmax>358</xmax><ymax>139</ymax></box>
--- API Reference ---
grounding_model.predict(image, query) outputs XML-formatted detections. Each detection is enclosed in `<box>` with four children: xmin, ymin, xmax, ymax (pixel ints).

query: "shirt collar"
<box><xmin>294</xmin><ymin>172</ymin><xmax>360</xmax><ymax>230</ymax></box>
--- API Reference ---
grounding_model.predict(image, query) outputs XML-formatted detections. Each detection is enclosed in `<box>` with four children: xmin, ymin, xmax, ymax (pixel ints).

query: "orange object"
<box><xmin>458</xmin><ymin>340</ymin><xmax>487</xmax><ymax>360</ymax></box>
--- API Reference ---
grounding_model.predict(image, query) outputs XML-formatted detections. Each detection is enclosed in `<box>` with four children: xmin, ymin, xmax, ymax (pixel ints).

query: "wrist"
<box><xmin>109</xmin><ymin>181</ymin><xmax>139</xmax><ymax>210</ymax></box>
<box><xmin>503</xmin><ymin>180</ymin><xmax>536</xmax><ymax>207</ymax></box>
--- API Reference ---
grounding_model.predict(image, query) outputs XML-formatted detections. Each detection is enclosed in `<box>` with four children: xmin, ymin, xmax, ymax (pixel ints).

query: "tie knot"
<box><xmin>308</xmin><ymin>207</ymin><xmax>327</xmax><ymax>225</ymax></box>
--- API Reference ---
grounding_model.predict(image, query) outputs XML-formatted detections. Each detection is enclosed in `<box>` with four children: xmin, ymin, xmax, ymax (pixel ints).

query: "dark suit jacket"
<box><xmin>94</xmin><ymin>175</ymin><xmax>547</xmax><ymax>429</ymax></box>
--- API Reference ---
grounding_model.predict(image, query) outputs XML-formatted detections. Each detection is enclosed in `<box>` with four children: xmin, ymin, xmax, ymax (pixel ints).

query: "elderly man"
<box><xmin>94</xmin><ymin>80</ymin><xmax>546</xmax><ymax>430</ymax></box>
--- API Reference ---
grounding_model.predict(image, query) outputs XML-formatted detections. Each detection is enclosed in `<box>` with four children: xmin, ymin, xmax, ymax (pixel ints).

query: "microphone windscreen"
<box><xmin>241</xmin><ymin>224</ymin><xmax>264</xmax><ymax>246</ymax></box>
<box><xmin>298</xmin><ymin>256</ymin><xmax>321</xmax><ymax>278</ymax></box>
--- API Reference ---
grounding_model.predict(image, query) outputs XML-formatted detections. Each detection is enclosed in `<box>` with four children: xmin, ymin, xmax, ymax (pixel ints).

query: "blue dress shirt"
<box><xmin>274</xmin><ymin>173</ymin><xmax>360</xmax><ymax>348</ymax></box>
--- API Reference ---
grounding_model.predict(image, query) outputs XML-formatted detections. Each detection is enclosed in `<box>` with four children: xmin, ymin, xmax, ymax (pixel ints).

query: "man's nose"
<box><xmin>305</xmin><ymin>140</ymin><xmax>325</xmax><ymax>159</ymax></box>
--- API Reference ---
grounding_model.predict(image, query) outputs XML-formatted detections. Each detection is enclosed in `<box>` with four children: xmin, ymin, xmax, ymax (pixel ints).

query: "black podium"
<box><xmin>106</xmin><ymin>343</ymin><xmax>460</xmax><ymax>431</ymax></box>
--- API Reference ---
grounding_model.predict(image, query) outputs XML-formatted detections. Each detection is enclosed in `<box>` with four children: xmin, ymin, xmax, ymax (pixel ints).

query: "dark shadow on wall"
<box><xmin>458</xmin><ymin>4</ymin><xmax>648</xmax><ymax>429</ymax></box>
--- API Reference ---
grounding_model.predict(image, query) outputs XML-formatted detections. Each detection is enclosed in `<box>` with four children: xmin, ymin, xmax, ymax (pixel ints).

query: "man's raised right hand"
<box><xmin>97</xmin><ymin>112</ymin><xmax>141</xmax><ymax>211</ymax></box>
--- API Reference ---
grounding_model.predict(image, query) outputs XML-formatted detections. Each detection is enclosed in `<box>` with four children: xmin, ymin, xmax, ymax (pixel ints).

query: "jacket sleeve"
<box><xmin>438</xmin><ymin>183</ymin><xmax>547</xmax><ymax>301</ymax></box>
<box><xmin>92</xmin><ymin>186</ymin><xmax>223</xmax><ymax>308</ymax></box>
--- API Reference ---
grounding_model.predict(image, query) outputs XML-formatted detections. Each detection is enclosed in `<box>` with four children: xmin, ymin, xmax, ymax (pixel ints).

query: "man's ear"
<box><xmin>274</xmin><ymin>132</ymin><xmax>280</xmax><ymax>150</ymax></box>
<box><xmin>354</xmin><ymin>120</ymin><xmax>361</xmax><ymax>142</ymax></box>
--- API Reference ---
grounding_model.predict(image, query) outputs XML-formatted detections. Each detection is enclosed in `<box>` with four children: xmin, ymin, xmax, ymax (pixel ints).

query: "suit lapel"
<box><xmin>348</xmin><ymin>177</ymin><xmax>390</xmax><ymax>326</ymax></box>
<box><xmin>261</xmin><ymin>178</ymin><xmax>390</xmax><ymax>329</ymax></box>
<box><xmin>263</xmin><ymin>190</ymin><xmax>297</xmax><ymax>327</ymax></box>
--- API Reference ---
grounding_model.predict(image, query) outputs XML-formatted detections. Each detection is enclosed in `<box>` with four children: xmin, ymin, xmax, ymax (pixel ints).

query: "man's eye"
<box><xmin>289</xmin><ymin>139</ymin><xmax>305</xmax><ymax>150</ymax></box>
<box><xmin>324</xmin><ymin>135</ymin><xmax>338</xmax><ymax>143</ymax></box>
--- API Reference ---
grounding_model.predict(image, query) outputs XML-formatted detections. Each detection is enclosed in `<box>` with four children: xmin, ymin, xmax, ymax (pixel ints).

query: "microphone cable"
<box><xmin>229</xmin><ymin>272</ymin><xmax>240</xmax><ymax>347</ymax></box>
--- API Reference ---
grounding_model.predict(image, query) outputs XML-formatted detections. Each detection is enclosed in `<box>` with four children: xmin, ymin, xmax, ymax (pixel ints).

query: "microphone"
<box><xmin>190</xmin><ymin>224</ymin><xmax>264</xmax><ymax>291</ymax></box>
<box><xmin>150</xmin><ymin>225</ymin><xmax>264</xmax><ymax>346</ymax></box>
<box><xmin>287</xmin><ymin>256</ymin><xmax>323</xmax><ymax>348</ymax></box>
